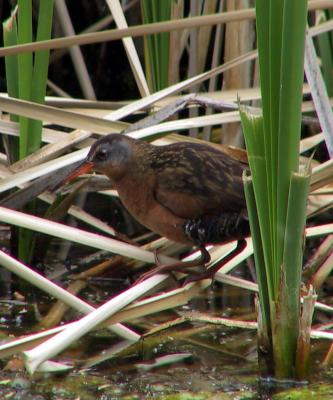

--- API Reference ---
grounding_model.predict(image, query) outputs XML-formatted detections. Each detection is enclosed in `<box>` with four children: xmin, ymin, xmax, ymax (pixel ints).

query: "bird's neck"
<box><xmin>110</xmin><ymin>167</ymin><xmax>155</xmax><ymax>225</ymax></box>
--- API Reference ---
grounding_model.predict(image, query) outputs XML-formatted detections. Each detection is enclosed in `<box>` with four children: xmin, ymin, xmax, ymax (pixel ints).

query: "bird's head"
<box><xmin>65</xmin><ymin>134</ymin><xmax>134</xmax><ymax>184</ymax></box>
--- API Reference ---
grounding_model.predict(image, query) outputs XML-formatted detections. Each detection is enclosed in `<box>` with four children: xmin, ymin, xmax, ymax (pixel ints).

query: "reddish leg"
<box><xmin>134</xmin><ymin>246</ymin><xmax>211</xmax><ymax>284</ymax></box>
<box><xmin>183</xmin><ymin>239</ymin><xmax>247</xmax><ymax>284</ymax></box>
<box><xmin>134</xmin><ymin>239</ymin><xmax>246</xmax><ymax>285</ymax></box>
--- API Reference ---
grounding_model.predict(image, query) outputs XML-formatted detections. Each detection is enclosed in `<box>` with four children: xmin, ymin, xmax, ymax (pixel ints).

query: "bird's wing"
<box><xmin>153</xmin><ymin>143</ymin><xmax>247</xmax><ymax>219</ymax></box>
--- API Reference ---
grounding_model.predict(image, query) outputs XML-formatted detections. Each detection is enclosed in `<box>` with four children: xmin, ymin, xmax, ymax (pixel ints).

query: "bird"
<box><xmin>63</xmin><ymin>134</ymin><xmax>250</xmax><ymax>282</ymax></box>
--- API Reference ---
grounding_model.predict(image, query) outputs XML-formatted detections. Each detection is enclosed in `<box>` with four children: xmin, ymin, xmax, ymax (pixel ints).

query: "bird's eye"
<box><xmin>95</xmin><ymin>148</ymin><xmax>108</xmax><ymax>161</ymax></box>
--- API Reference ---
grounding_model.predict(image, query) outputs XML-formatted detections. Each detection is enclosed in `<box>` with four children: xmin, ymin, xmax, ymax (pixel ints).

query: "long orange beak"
<box><xmin>64</xmin><ymin>161</ymin><xmax>94</xmax><ymax>184</ymax></box>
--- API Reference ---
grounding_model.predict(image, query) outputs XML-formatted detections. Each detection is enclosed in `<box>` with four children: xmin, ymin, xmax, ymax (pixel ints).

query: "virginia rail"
<box><xmin>65</xmin><ymin>134</ymin><xmax>249</xmax><ymax>281</ymax></box>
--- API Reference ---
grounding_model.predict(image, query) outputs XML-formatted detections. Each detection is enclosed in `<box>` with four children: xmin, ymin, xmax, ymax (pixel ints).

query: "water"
<box><xmin>0</xmin><ymin>278</ymin><xmax>332</xmax><ymax>399</ymax></box>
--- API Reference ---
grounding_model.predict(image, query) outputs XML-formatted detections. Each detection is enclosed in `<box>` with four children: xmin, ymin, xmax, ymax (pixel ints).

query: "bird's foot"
<box><xmin>181</xmin><ymin>239</ymin><xmax>247</xmax><ymax>286</ymax></box>
<box><xmin>134</xmin><ymin>246</ymin><xmax>210</xmax><ymax>285</ymax></box>
<box><xmin>134</xmin><ymin>239</ymin><xmax>246</xmax><ymax>285</ymax></box>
